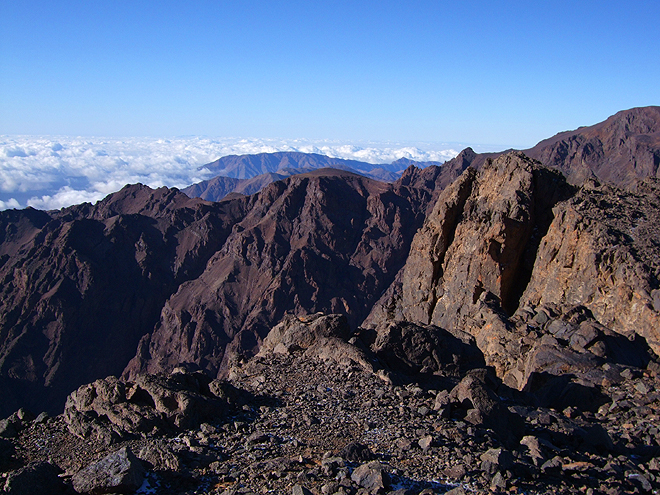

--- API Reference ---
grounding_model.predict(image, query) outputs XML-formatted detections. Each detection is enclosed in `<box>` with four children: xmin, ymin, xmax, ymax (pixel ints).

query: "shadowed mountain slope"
<box><xmin>0</xmin><ymin>186</ymin><xmax>249</xmax><ymax>416</ymax></box>
<box><xmin>0</xmin><ymin>169</ymin><xmax>442</xmax><ymax>416</ymax></box>
<box><xmin>124</xmin><ymin>169</ymin><xmax>439</xmax><ymax>380</ymax></box>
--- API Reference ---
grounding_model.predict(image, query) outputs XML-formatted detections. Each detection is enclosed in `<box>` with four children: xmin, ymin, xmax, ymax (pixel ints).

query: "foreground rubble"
<box><xmin>2</xmin><ymin>314</ymin><xmax>660</xmax><ymax>494</ymax></box>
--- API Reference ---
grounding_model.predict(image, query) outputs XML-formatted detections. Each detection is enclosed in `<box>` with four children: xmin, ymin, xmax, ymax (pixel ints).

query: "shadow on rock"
<box><xmin>523</xmin><ymin>372</ymin><xmax>610</xmax><ymax>413</ymax></box>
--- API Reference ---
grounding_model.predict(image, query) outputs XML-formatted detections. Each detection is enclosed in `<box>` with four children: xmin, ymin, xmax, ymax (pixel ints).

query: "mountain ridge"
<box><xmin>185</xmin><ymin>154</ymin><xmax>444</xmax><ymax>202</ymax></box>
<box><xmin>1</xmin><ymin>107</ymin><xmax>659</xmax><ymax>418</ymax></box>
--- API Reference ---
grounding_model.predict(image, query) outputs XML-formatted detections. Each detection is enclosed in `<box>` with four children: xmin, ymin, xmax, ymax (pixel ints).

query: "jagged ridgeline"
<box><xmin>0</xmin><ymin>107</ymin><xmax>660</xmax><ymax>494</ymax></box>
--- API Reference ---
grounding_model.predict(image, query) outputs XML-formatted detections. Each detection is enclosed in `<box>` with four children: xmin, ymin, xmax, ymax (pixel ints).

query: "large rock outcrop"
<box><xmin>365</xmin><ymin>151</ymin><xmax>573</xmax><ymax>330</ymax></box>
<box><xmin>64</xmin><ymin>369</ymin><xmax>240</xmax><ymax>444</ymax></box>
<box><xmin>365</xmin><ymin>151</ymin><xmax>660</xmax><ymax>386</ymax></box>
<box><xmin>519</xmin><ymin>178</ymin><xmax>660</xmax><ymax>354</ymax></box>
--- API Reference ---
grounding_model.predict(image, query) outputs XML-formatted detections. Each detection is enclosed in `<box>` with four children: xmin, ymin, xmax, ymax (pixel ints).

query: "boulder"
<box><xmin>340</xmin><ymin>441</ymin><xmax>373</xmax><ymax>462</ymax></box>
<box><xmin>351</xmin><ymin>461</ymin><xmax>391</xmax><ymax>493</ymax></box>
<box><xmin>64</xmin><ymin>370</ymin><xmax>237</xmax><ymax>441</ymax></box>
<box><xmin>370</xmin><ymin>321</ymin><xmax>484</xmax><ymax>377</ymax></box>
<box><xmin>72</xmin><ymin>446</ymin><xmax>145</xmax><ymax>494</ymax></box>
<box><xmin>3</xmin><ymin>462</ymin><xmax>64</xmax><ymax>495</ymax></box>
<box><xmin>449</xmin><ymin>369</ymin><xmax>524</xmax><ymax>448</ymax></box>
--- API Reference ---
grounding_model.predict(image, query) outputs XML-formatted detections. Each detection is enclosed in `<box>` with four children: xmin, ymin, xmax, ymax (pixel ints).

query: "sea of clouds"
<box><xmin>0</xmin><ymin>136</ymin><xmax>464</xmax><ymax>211</ymax></box>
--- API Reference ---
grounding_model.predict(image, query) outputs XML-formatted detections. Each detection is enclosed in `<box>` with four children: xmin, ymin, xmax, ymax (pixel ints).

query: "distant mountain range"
<box><xmin>183</xmin><ymin>153</ymin><xmax>443</xmax><ymax>201</ymax></box>
<box><xmin>444</xmin><ymin>106</ymin><xmax>660</xmax><ymax>188</ymax></box>
<box><xmin>183</xmin><ymin>107</ymin><xmax>660</xmax><ymax>203</ymax></box>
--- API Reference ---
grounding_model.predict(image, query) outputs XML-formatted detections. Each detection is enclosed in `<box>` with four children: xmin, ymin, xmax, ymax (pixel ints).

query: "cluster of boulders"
<box><xmin>2</xmin><ymin>312</ymin><xmax>659</xmax><ymax>494</ymax></box>
<box><xmin>64</xmin><ymin>370</ymin><xmax>243</xmax><ymax>445</ymax></box>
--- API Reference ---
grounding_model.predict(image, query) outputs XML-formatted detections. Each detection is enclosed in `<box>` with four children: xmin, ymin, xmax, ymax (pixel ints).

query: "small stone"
<box><xmin>520</xmin><ymin>435</ymin><xmax>545</xmax><ymax>465</ymax></box>
<box><xmin>443</xmin><ymin>464</ymin><xmax>466</xmax><ymax>479</ymax></box>
<box><xmin>247</xmin><ymin>431</ymin><xmax>269</xmax><ymax>444</ymax></box>
<box><xmin>3</xmin><ymin>462</ymin><xmax>64</xmax><ymax>495</ymax></box>
<box><xmin>15</xmin><ymin>409</ymin><xmax>34</xmax><ymax>422</ymax></box>
<box><xmin>341</xmin><ymin>442</ymin><xmax>373</xmax><ymax>462</ymax></box>
<box><xmin>628</xmin><ymin>473</ymin><xmax>652</xmax><ymax>492</ymax></box>
<box><xmin>33</xmin><ymin>412</ymin><xmax>50</xmax><ymax>424</ymax></box>
<box><xmin>490</xmin><ymin>471</ymin><xmax>506</xmax><ymax>490</ymax></box>
<box><xmin>433</xmin><ymin>390</ymin><xmax>450</xmax><ymax>410</ymax></box>
<box><xmin>321</xmin><ymin>456</ymin><xmax>345</xmax><ymax>477</ymax></box>
<box><xmin>444</xmin><ymin>487</ymin><xmax>467</xmax><ymax>495</ymax></box>
<box><xmin>620</xmin><ymin>368</ymin><xmax>635</xmax><ymax>380</ymax></box>
<box><xmin>321</xmin><ymin>482</ymin><xmax>339</xmax><ymax>495</ymax></box>
<box><xmin>541</xmin><ymin>456</ymin><xmax>563</xmax><ymax>474</ymax></box>
<box><xmin>479</xmin><ymin>448</ymin><xmax>514</xmax><ymax>471</ymax></box>
<box><xmin>534</xmin><ymin>311</ymin><xmax>549</xmax><ymax>326</ymax></box>
<box><xmin>418</xmin><ymin>435</ymin><xmax>433</xmax><ymax>451</ymax></box>
<box><xmin>635</xmin><ymin>382</ymin><xmax>650</xmax><ymax>394</ymax></box>
<box><xmin>394</xmin><ymin>437</ymin><xmax>412</xmax><ymax>451</ymax></box>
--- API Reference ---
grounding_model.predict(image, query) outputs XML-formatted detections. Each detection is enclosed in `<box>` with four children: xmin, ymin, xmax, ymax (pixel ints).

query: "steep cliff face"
<box><xmin>365</xmin><ymin>151</ymin><xmax>660</xmax><ymax>391</ymax></box>
<box><xmin>124</xmin><ymin>170</ymin><xmax>433</xmax><ymax>379</ymax></box>
<box><xmin>519</xmin><ymin>178</ymin><xmax>660</xmax><ymax>353</ymax></box>
<box><xmin>0</xmin><ymin>185</ymin><xmax>247</xmax><ymax>416</ymax></box>
<box><xmin>365</xmin><ymin>152</ymin><xmax>574</xmax><ymax>330</ymax></box>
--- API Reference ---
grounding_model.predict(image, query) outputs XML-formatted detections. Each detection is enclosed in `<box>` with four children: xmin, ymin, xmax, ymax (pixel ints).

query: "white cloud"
<box><xmin>0</xmin><ymin>135</ymin><xmax>461</xmax><ymax>211</ymax></box>
<box><xmin>0</xmin><ymin>198</ymin><xmax>20</xmax><ymax>210</ymax></box>
<box><xmin>26</xmin><ymin>187</ymin><xmax>107</xmax><ymax>211</ymax></box>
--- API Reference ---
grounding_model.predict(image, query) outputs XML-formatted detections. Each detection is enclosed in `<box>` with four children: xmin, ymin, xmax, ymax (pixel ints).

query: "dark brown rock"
<box><xmin>449</xmin><ymin>370</ymin><xmax>524</xmax><ymax>448</ymax></box>
<box><xmin>0</xmin><ymin>185</ymin><xmax>247</xmax><ymax>417</ymax></box>
<box><xmin>3</xmin><ymin>461</ymin><xmax>64</xmax><ymax>495</ymax></box>
<box><xmin>126</xmin><ymin>170</ymin><xmax>432</xmax><ymax>381</ymax></box>
<box><xmin>369</xmin><ymin>321</ymin><xmax>484</xmax><ymax>377</ymax></box>
<box><xmin>341</xmin><ymin>442</ymin><xmax>374</xmax><ymax>462</ymax></box>
<box><xmin>64</xmin><ymin>370</ymin><xmax>236</xmax><ymax>441</ymax></box>
<box><xmin>351</xmin><ymin>461</ymin><xmax>390</xmax><ymax>493</ymax></box>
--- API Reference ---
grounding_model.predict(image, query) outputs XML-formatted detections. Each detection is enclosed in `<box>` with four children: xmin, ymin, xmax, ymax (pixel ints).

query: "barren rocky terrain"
<box><xmin>1</xmin><ymin>107</ymin><xmax>660</xmax><ymax>494</ymax></box>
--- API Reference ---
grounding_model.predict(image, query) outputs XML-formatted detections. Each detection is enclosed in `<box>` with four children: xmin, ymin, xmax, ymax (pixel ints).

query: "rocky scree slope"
<box><xmin>2</xmin><ymin>314</ymin><xmax>660</xmax><ymax>494</ymax></box>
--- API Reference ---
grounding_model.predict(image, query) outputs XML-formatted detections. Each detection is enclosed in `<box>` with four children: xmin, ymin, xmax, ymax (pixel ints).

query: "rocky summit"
<box><xmin>1</xmin><ymin>107</ymin><xmax>660</xmax><ymax>494</ymax></box>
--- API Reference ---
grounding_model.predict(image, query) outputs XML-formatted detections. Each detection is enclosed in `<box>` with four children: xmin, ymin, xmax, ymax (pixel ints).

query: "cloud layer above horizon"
<box><xmin>0</xmin><ymin>136</ymin><xmax>462</xmax><ymax>211</ymax></box>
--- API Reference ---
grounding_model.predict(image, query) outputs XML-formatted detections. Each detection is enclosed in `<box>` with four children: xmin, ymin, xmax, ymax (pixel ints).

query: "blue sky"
<box><xmin>1</xmin><ymin>0</ymin><xmax>658</xmax><ymax>148</ymax></box>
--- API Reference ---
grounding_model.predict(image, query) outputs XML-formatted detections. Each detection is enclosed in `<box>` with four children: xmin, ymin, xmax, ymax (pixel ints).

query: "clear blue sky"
<box><xmin>1</xmin><ymin>0</ymin><xmax>658</xmax><ymax>148</ymax></box>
